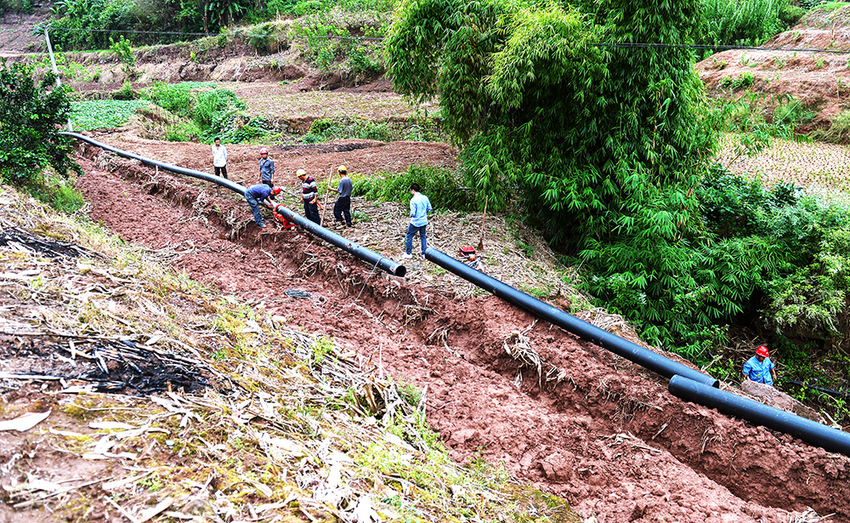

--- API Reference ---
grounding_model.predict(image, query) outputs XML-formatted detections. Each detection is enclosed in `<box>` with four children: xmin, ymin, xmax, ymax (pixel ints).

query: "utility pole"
<box><xmin>44</xmin><ymin>27</ymin><xmax>72</xmax><ymax>132</ymax></box>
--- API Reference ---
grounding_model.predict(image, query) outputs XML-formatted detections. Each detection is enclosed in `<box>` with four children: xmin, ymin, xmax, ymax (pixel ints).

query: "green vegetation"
<box><xmin>70</xmin><ymin>100</ymin><xmax>150</xmax><ymax>130</ymax></box>
<box><xmin>109</xmin><ymin>35</ymin><xmax>136</xmax><ymax>76</ymax></box>
<box><xmin>697</xmin><ymin>0</ymin><xmax>791</xmax><ymax>50</ymax></box>
<box><xmin>773</xmin><ymin>98</ymin><xmax>818</xmax><ymax>125</ymax></box>
<box><xmin>353</xmin><ymin>165</ymin><xmax>475</xmax><ymax>212</ymax></box>
<box><xmin>811</xmin><ymin>109</ymin><xmax>850</xmax><ymax>143</ymax></box>
<box><xmin>140</xmin><ymin>82</ymin><xmax>263</xmax><ymax>143</ymax></box>
<box><xmin>385</xmin><ymin>0</ymin><xmax>850</xmax><ymax>403</ymax></box>
<box><xmin>719</xmin><ymin>72</ymin><xmax>755</xmax><ymax>90</ymax></box>
<box><xmin>302</xmin><ymin>116</ymin><xmax>444</xmax><ymax>143</ymax></box>
<box><xmin>0</xmin><ymin>62</ymin><xmax>79</xmax><ymax>207</ymax></box>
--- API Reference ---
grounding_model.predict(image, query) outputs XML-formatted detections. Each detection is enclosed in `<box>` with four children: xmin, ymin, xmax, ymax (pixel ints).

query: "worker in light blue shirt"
<box><xmin>402</xmin><ymin>183</ymin><xmax>432</xmax><ymax>259</ymax></box>
<box><xmin>743</xmin><ymin>345</ymin><xmax>777</xmax><ymax>386</ymax></box>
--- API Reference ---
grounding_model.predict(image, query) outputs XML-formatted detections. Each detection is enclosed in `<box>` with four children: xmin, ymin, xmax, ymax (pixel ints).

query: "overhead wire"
<box><xmin>0</xmin><ymin>25</ymin><xmax>845</xmax><ymax>54</ymax></box>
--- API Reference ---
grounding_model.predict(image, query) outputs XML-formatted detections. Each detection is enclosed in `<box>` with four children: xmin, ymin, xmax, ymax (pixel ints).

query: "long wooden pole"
<box><xmin>320</xmin><ymin>166</ymin><xmax>334</xmax><ymax>226</ymax></box>
<box><xmin>477</xmin><ymin>194</ymin><xmax>489</xmax><ymax>251</ymax></box>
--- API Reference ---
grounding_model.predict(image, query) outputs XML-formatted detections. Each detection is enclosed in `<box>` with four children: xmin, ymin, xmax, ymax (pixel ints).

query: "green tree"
<box><xmin>387</xmin><ymin>0</ymin><xmax>733</xmax><ymax>354</ymax></box>
<box><xmin>0</xmin><ymin>62</ymin><xmax>78</xmax><ymax>186</ymax></box>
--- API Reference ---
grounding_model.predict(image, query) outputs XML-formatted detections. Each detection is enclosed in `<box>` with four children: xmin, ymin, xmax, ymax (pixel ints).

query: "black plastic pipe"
<box><xmin>62</xmin><ymin>132</ymin><xmax>249</xmax><ymax>195</ymax></box>
<box><xmin>275</xmin><ymin>205</ymin><xmax>406</xmax><ymax>277</ymax></box>
<box><xmin>424</xmin><ymin>247</ymin><xmax>718</xmax><ymax>388</ymax></box>
<box><xmin>787</xmin><ymin>380</ymin><xmax>850</xmax><ymax>400</ymax></box>
<box><xmin>63</xmin><ymin>132</ymin><xmax>406</xmax><ymax>277</ymax></box>
<box><xmin>670</xmin><ymin>375</ymin><xmax>850</xmax><ymax>457</ymax></box>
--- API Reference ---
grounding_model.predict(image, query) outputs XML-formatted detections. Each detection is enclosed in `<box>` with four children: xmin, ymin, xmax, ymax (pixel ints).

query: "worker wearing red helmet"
<box><xmin>743</xmin><ymin>345</ymin><xmax>777</xmax><ymax>386</ymax></box>
<box><xmin>245</xmin><ymin>184</ymin><xmax>281</xmax><ymax>228</ymax></box>
<box><xmin>259</xmin><ymin>147</ymin><xmax>275</xmax><ymax>189</ymax></box>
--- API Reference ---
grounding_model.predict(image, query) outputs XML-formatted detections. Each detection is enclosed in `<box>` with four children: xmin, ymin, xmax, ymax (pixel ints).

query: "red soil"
<box><xmin>73</xmin><ymin>136</ymin><xmax>850</xmax><ymax>523</ymax></box>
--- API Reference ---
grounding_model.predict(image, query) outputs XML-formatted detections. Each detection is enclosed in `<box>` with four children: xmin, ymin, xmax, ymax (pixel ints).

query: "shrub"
<box><xmin>811</xmin><ymin>110</ymin><xmax>850</xmax><ymax>143</ymax></box>
<box><xmin>697</xmin><ymin>0</ymin><xmax>788</xmax><ymax>48</ymax></box>
<box><xmin>144</xmin><ymin>82</ymin><xmax>193</xmax><ymax>116</ymax></box>
<box><xmin>193</xmin><ymin>88</ymin><xmax>246</xmax><ymax>131</ymax></box>
<box><xmin>719</xmin><ymin>72</ymin><xmax>755</xmax><ymax>90</ymax></box>
<box><xmin>773</xmin><ymin>99</ymin><xmax>817</xmax><ymax>125</ymax></box>
<box><xmin>112</xmin><ymin>81</ymin><xmax>136</xmax><ymax>100</ymax></box>
<box><xmin>51</xmin><ymin>184</ymin><xmax>86</xmax><ymax>212</ymax></box>
<box><xmin>353</xmin><ymin>165</ymin><xmax>474</xmax><ymax>212</ymax></box>
<box><xmin>0</xmin><ymin>62</ymin><xmax>77</xmax><ymax>187</ymax></box>
<box><xmin>164</xmin><ymin>121</ymin><xmax>202</xmax><ymax>142</ymax></box>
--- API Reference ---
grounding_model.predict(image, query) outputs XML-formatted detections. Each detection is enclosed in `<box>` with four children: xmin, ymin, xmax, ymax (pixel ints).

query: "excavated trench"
<box><xmin>74</xmin><ymin>141</ymin><xmax>850</xmax><ymax>522</ymax></box>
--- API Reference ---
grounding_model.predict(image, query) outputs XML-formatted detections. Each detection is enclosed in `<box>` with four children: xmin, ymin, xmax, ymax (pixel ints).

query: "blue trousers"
<box><xmin>405</xmin><ymin>224</ymin><xmax>427</xmax><ymax>255</ymax></box>
<box><xmin>245</xmin><ymin>193</ymin><xmax>263</xmax><ymax>225</ymax></box>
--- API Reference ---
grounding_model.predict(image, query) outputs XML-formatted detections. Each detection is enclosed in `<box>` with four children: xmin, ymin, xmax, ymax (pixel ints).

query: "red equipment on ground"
<box><xmin>458</xmin><ymin>246</ymin><xmax>476</xmax><ymax>259</ymax></box>
<box><xmin>272</xmin><ymin>204</ymin><xmax>296</xmax><ymax>229</ymax></box>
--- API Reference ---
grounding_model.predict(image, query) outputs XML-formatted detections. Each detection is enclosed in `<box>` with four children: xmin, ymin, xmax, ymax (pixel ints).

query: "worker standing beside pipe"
<box><xmin>402</xmin><ymin>183</ymin><xmax>432</xmax><ymax>260</ymax></box>
<box><xmin>329</xmin><ymin>165</ymin><xmax>353</xmax><ymax>228</ymax></box>
<box><xmin>245</xmin><ymin>184</ymin><xmax>281</xmax><ymax>228</ymax></box>
<box><xmin>297</xmin><ymin>169</ymin><xmax>321</xmax><ymax>224</ymax></box>
<box><xmin>743</xmin><ymin>345</ymin><xmax>777</xmax><ymax>387</ymax></box>
<box><xmin>211</xmin><ymin>137</ymin><xmax>228</xmax><ymax>179</ymax></box>
<box><xmin>259</xmin><ymin>147</ymin><xmax>275</xmax><ymax>190</ymax></box>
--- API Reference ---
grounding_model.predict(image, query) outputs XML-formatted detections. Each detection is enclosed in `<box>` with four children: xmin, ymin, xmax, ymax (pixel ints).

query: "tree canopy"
<box><xmin>386</xmin><ymin>0</ymin><xmax>717</xmax><ymax>248</ymax></box>
<box><xmin>0</xmin><ymin>61</ymin><xmax>77</xmax><ymax>186</ymax></box>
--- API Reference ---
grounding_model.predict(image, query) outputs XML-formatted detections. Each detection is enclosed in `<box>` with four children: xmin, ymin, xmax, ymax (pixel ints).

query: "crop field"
<box><xmin>70</xmin><ymin>99</ymin><xmax>152</xmax><ymax>131</ymax></box>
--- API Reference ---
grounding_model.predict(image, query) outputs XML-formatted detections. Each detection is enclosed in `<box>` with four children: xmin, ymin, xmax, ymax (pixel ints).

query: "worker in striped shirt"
<box><xmin>296</xmin><ymin>169</ymin><xmax>320</xmax><ymax>224</ymax></box>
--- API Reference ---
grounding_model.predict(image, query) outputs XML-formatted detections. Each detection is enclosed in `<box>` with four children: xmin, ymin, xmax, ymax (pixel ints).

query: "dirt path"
<box><xmin>73</xmin><ymin>136</ymin><xmax>850</xmax><ymax>522</ymax></box>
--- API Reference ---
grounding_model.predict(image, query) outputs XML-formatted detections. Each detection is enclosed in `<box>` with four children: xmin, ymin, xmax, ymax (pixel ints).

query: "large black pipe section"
<box><xmin>63</xmin><ymin>132</ymin><xmax>406</xmax><ymax>278</ymax></box>
<box><xmin>62</xmin><ymin>132</ymin><xmax>248</xmax><ymax>195</ymax></box>
<box><xmin>670</xmin><ymin>375</ymin><xmax>850</xmax><ymax>457</ymax></box>
<box><xmin>425</xmin><ymin>247</ymin><xmax>718</xmax><ymax>388</ymax></box>
<box><xmin>275</xmin><ymin>205</ymin><xmax>405</xmax><ymax>277</ymax></box>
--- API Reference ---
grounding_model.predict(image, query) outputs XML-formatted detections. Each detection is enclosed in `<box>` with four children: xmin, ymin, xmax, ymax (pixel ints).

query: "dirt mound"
<box><xmin>697</xmin><ymin>6</ymin><xmax>850</xmax><ymax>132</ymax></box>
<box><xmin>70</xmin><ymin>136</ymin><xmax>850</xmax><ymax>522</ymax></box>
<box><xmin>0</xmin><ymin>9</ymin><xmax>51</xmax><ymax>56</ymax></box>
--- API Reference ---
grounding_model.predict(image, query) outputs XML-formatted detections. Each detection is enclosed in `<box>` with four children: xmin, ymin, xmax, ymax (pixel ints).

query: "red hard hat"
<box><xmin>272</xmin><ymin>187</ymin><xmax>281</xmax><ymax>195</ymax></box>
<box><xmin>756</xmin><ymin>345</ymin><xmax>769</xmax><ymax>358</ymax></box>
<box><xmin>260</xmin><ymin>147</ymin><xmax>268</xmax><ymax>154</ymax></box>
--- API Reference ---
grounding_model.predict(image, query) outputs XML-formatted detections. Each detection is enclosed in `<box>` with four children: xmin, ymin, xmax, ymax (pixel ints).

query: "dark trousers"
<box><xmin>333</xmin><ymin>196</ymin><xmax>351</xmax><ymax>225</ymax></box>
<box><xmin>405</xmin><ymin>224</ymin><xmax>427</xmax><ymax>255</ymax></box>
<box><xmin>264</xmin><ymin>179</ymin><xmax>275</xmax><ymax>199</ymax></box>
<box><xmin>303</xmin><ymin>201</ymin><xmax>320</xmax><ymax>224</ymax></box>
<box><xmin>214</xmin><ymin>165</ymin><xmax>228</xmax><ymax>179</ymax></box>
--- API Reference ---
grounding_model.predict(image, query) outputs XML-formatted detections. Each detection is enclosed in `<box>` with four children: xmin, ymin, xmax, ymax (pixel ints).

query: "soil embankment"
<box><xmin>73</xmin><ymin>135</ymin><xmax>850</xmax><ymax>522</ymax></box>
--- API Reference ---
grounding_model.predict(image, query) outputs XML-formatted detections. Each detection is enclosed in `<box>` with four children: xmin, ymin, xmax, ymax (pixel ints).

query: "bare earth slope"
<box><xmin>71</xmin><ymin>135</ymin><xmax>850</xmax><ymax>522</ymax></box>
<box><xmin>697</xmin><ymin>6</ymin><xmax>850</xmax><ymax>130</ymax></box>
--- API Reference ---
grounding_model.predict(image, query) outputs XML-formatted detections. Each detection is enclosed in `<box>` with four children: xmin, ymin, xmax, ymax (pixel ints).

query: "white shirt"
<box><xmin>212</xmin><ymin>144</ymin><xmax>227</xmax><ymax>167</ymax></box>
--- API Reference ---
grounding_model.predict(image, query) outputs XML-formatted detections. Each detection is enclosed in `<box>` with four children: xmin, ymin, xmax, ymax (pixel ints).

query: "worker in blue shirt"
<box><xmin>743</xmin><ymin>345</ymin><xmax>777</xmax><ymax>387</ymax></box>
<box><xmin>402</xmin><ymin>183</ymin><xmax>432</xmax><ymax>259</ymax></box>
<box><xmin>245</xmin><ymin>184</ymin><xmax>280</xmax><ymax>228</ymax></box>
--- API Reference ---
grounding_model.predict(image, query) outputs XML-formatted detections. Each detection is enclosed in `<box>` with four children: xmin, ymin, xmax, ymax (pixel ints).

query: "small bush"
<box><xmin>112</xmin><ymin>81</ymin><xmax>136</xmax><ymax>100</ymax></box>
<box><xmin>811</xmin><ymin>110</ymin><xmax>850</xmax><ymax>143</ymax></box>
<box><xmin>719</xmin><ymin>72</ymin><xmax>755</xmax><ymax>90</ymax></box>
<box><xmin>193</xmin><ymin>89</ymin><xmax>246</xmax><ymax>130</ymax></box>
<box><xmin>164</xmin><ymin>122</ymin><xmax>202</xmax><ymax>142</ymax></box>
<box><xmin>698</xmin><ymin>0</ymin><xmax>787</xmax><ymax>48</ymax></box>
<box><xmin>773</xmin><ymin>99</ymin><xmax>817</xmax><ymax>125</ymax></box>
<box><xmin>144</xmin><ymin>82</ymin><xmax>193</xmax><ymax>116</ymax></box>
<box><xmin>52</xmin><ymin>184</ymin><xmax>86</xmax><ymax>213</ymax></box>
<box><xmin>354</xmin><ymin>165</ymin><xmax>474</xmax><ymax>212</ymax></box>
